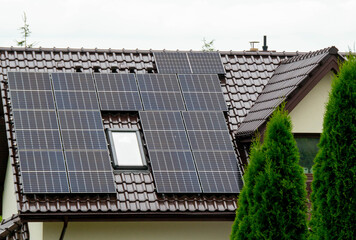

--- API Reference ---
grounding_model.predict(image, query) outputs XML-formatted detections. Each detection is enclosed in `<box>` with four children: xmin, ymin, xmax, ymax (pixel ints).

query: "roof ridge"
<box><xmin>280</xmin><ymin>46</ymin><xmax>338</xmax><ymax>64</ymax></box>
<box><xmin>0</xmin><ymin>46</ymin><xmax>303</xmax><ymax>56</ymax></box>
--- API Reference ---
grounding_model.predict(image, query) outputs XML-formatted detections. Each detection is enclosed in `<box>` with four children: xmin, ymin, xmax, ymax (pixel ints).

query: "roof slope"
<box><xmin>0</xmin><ymin>47</ymin><xmax>299</xmax><ymax>218</ymax></box>
<box><xmin>0</xmin><ymin>215</ymin><xmax>28</xmax><ymax>240</ymax></box>
<box><xmin>236</xmin><ymin>46</ymin><xmax>341</xmax><ymax>137</ymax></box>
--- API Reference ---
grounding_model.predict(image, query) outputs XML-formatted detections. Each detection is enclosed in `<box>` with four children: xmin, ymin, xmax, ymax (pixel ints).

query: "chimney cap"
<box><xmin>249</xmin><ymin>41</ymin><xmax>260</xmax><ymax>51</ymax></box>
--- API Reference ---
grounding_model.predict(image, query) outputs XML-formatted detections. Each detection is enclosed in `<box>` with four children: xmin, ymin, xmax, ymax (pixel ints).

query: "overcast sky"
<box><xmin>0</xmin><ymin>0</ymin><xmax>355</xmax><ymax>52</ymax></box>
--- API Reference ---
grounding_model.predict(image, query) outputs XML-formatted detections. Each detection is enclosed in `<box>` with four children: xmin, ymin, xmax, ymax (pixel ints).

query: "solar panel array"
<box><xmin>8</xmin><ymin>60</ymin><xmax>238</xmax><ymax>195</ymax></box>
<box><xmin>8</xmin><ymin>72</ymin><xmax>70</xmax><ymax>193</ymax></box>
<box><xmin>140</xmin><ymin>111</ymin><xmax>201</xmax><ymax>193</ymax></box>
<box><xmin>182</xmin><ymin>111</ymin><xmax>243</xmax><ymax>193</ymax></box>
<box><xmin>52</xmin><ymin>73</ymin><xmax>115</xmax><ymax>193</ymax></box>
<box><xmin>94</xmin><ymin>73</ymin><xmax>142</xmax><ymax>111</ymax></box>
<box><xmin>178</xmin><ymin>74</ymin><xmax>227</xmax><ymax>111</ymax></box>
<box><xmin>154</xmin><ymin>52</ymin><xmax>225</xmax><ymax>74</ymax></box>
<box><xmin>137</xmin><ymin>74</ymin><xmax>185</xmax><ymax>111</ymax></box>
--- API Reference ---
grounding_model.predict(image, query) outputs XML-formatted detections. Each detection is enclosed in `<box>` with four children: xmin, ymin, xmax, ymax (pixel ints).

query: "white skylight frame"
<box><xmin>107</xmin><ymin>129</ymin><xmax>147</xmax><ymax>169</ymax></box>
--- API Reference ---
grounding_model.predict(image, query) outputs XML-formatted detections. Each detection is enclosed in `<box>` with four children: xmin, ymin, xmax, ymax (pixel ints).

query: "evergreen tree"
<box><xmin>231</xmin><ymin>138</ymin><xmax>265</xmax><ymax>240</ymax></box>
<box><xmin>309</xmin><ymin>55</ymin><xmax>356</xmax><ymax>240</ymax></box>
<box><xmin>231</xmin><ymin>106</ymin><xmax>308</xmax><ymax>239</ymax></box>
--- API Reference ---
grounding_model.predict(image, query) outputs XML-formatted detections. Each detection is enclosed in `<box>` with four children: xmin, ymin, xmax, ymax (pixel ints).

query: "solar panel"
<box><xmin>7</xmin><ymin>72</ymin><xmax>70</xmax><ymax>193</ymax></box>
<box><xmin>22</xmin><ymin>171</ymin><xmax>70</xmax><ymax>193</ymax></box>
<box><xmin>154</xmin><ymin>52</ymin><xmax>192</xmax><ymax>74</ymax></box>
<box><xmin>52</xmin><ymin>73</ymin><xmax>115</xmax><ymax>193</ymax></box>
<box><xmin>94</xmin><ymin>73</ymin><xmax>143</xmax><ymax>111</ymax></box>
<box><xmin>54</xmin><ymin>91</ymin><xmax>99</xmax><ymax>110</ymax></box>
<box><xmin>137</xmin><ymin>74</ymin><xmax>185</xmax><ymax>110</ymax></box>
<box><xmin>182</xmin><ymin>111</ymin><xmax>242</xmax><ymax>193</ymax></box>
<box><xmin>7</xmin><ymin>72</ymin><xmax>52</xmax><ymax>90</ymax></box>
<box><xmin>178</xmin><ymin>74</ymin><xmax>227</xmax><ymax>111</ymax></box>
<box><xmin>10</xmin><ymin>91</ymin><xmax>56</xmax><ymax>110</ymax></box>
<box><xmin>52</xmin><ymin>72</ymin><xmax>96</xmax><ymax>91</ymax></box>
<box><xmin>140</xmin><ymin>111</ymin><xmax>201</xmax><ymax>193</ymax></box>
<box><xmin>187</xmin><ymin>52</ymin><xmax>225</xmax><ymax>74</ymax></box>
<box><xmin>57</xmin><ymin>111</ymin><xmax>103</xmax><ymax>130</ymax></box>
<box><xmin>13</xmin><ymin>110</ymin><xmax>58</xmax><ymax>130</ymax></box>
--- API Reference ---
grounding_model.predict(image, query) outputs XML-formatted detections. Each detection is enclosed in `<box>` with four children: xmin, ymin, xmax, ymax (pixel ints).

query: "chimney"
<box><xmin>249</xmin><ymin>41</ymin><xmax>259</xmax><ymax>51</ymax></box>
<box><xmin>262</xmin><ymin>35</ymin><xmax>268</xmax><ymax>51</ymax></box>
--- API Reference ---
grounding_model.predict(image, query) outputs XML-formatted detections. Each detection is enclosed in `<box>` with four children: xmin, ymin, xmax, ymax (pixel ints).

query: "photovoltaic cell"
<box><xmin>10</xmin><ymin>91</ymin><xmax>56</xmax><ymax>110</ymax></box>
<box><xmin>178</xmin><ymin>74</ymin><xmax>227</xmax><ymax>111</ymax></box>
<box><xmin>19</xmin><ymin>151</ymin><xmax>66</xmax><ymax>171</ymax></box>
<box><xmin>154</xmin><ymin>52</ymin><xmax>192</xmax><ymax>74</ymax></box>
<box><xmin>187</xmin><ymin>52</ymin><xmax>225</xmax><ymax>74</ymax></box>
<box><xmin>97</xmin><ymin>92</ymin><xmax>142</xmax><ymax>111</ymax></box>
<box><xmin>8</xmin><ymin>72</ymin><xmax>52</xmax><ymax>90</ymax></box>
<box><xmin>182</xmin><ymin>111</ymin><xmax>242</xmax><ymax>193</ymax></box>
<box><xmin>22</xmin><ymin>171</ymin><xmax>70</xmax><ymax>193</ymax></box>
<box><xmin>61</xmin><ymin>130</ymin><xmax>108</xmax><ymax>150</ymax></box>
<box><xmin>94</xmin><ymin>73</ymin><xmax>142</xmax><ymax>111</ymax></box>
<box><xmin>149</xmin><ymin>151</ymin><xmax>196</xmax><ymax>171</ymax></box>
<box><xmin>140</xmin><ymin>111</ymin><xmax>185</xmax><ymax>130</ymax></box>
<box><xmin>182</xmin><ymin>111</ymin><xmax>227</xmax><ymax>131</ymax></box>
<box><xmin>137</xmin><ymin>74</ymin><xmax>185</xmax><ymax>111</ymax></box>
<box><xmin>65</xmin><ymin>151</ymin><xmax>113</xmax><ymax>171</ymax></box>
<box><xmin>95</xmin><ymin>73</ymin><xmax>137</xmax><ymax>92</ymax></box>
<box><xmin>54</xmin><ymin>91</ymin><xmax>99</xmax><ymax>110</ymax></box>
<box><xmin>13</xmin><ymin>110</ymin><xmax>58</xmax><ymax>130</ymax></box>
<box><xmin>68</xmin><ymin>172</ymin><xmax>116</xmax><ymax>193</ymax></box>
<box><xmin>153</xmin><ymin>172</ymin><xmax>201</xmax><ymax>193</ymax></box>
<box><xmin>199</xmin><ymin>171</ymin><xmax>242</xmax><ymax>193</ymax></box>
<box><xmin>16</xmin><ymin>130</ymin><xmax>62</xmax><ymax>150</ymax></box>
<box><xmin>140</xmin><ymin>111</ymin><xmax>201</xmax><ymax>193</ymax></box>
<box><xmin>52</xmin><ymin>73</ymin><xmax>96</xmax><ymax>91</ymax></box>
<box><xmin>144</xmin><ymin>131</ymin><xmax>190</xmax><ymax>150</ymax></box>
<box><xmin>58</xmin><ymin>111</ymin><xmax>103</xmax><ymax>130</ymax></box>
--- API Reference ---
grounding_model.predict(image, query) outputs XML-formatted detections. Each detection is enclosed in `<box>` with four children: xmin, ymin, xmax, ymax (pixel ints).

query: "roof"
<box><xmin>236</xmin><ymin>46</ymin><xmax>342</xmax><ymax>137</ymax></box>
<box><xmin>0</xmin><ymin>46</ymin><xmax>333</xmax><ymax>220</ymax></box>
<box><xmin>0</xmin><ymin>215</ymin><xmax>28</xmax><ymax>240</ymax></box>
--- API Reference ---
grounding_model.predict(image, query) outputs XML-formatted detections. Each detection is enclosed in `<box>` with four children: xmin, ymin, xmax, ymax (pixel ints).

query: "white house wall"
<box><xmin>290</xmin><ymin>71</ymin><xmax>333</xmax><ymax>133</ymax></box>
<box><xmin>2</xmin><ymin>157</ymin><xmax>17</xmax><ymax>219</ymax></box>
<box><xmin>41</xmin><ymin>221</ymin><xmax>233</xmax><ymax>240</ymax></box>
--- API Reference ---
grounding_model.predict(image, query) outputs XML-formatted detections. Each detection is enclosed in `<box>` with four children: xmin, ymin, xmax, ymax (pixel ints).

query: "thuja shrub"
<box><xmin>231</xmin><ymin>106</ymin><xmax>308</xmax><ymax>239</ymax></box>
<box><xmin>309</xmin><ymin>55</ymin><xmax>356</xmax><ymax>240</ymax></box>
<box><xmin>230</xmin><ymin>139</ymin><xmax>265</xmax><ymax>240</ymax></box>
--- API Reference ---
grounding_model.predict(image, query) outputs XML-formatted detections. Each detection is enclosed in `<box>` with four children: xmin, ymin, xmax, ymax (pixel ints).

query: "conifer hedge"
<box><xmin>231</xmin><ymin>107</ymin><xmax>308</xmax><ymax>240</ymax></box>
<box><xmin>309</xmin><ymin>55</ymin><xmax>356</xmax><ymax>240</ymax></box>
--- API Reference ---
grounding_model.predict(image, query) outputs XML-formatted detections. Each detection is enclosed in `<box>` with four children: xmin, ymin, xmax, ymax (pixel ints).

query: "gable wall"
<box><xmin>41</xmin><ymin>221</ymin><xmax>233</xmax><ymax>240</ymax></box>
<box><xmin>289</xmin><ymin>71</ymin><xmax>333</xmax><ymax>133</ymax></box>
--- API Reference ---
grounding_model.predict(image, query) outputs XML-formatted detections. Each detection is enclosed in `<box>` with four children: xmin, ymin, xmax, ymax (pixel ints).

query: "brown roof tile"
<box><xmin>0</xmin><ymin>47</ymin><xmax>300</xmax><ymax>218</ymax></box>
<box><xmin>236</xmin><ymin>46</ymin><xmax>342</xmax><ymax>137</ymax></box>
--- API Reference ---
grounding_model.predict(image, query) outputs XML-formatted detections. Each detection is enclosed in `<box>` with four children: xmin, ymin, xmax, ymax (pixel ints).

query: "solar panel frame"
<box><xmin>187</xmin><ymin>52</ymin><xmax>226</xmax><ymax>74</ymax></box>
<box><xmin>94</xmin><ymin>73</ymin><xmax>143</xmax><ymax>111</ymax></box>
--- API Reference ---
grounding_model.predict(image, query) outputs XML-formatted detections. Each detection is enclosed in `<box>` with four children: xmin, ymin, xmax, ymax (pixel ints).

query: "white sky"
<box><xmin>0</xmin><ymin>0</ymin><xmax>355</xmax><ymax>52</ymax></box>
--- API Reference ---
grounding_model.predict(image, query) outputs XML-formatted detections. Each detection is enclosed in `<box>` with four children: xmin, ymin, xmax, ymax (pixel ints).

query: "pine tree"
<box><xmin>309</xmin><ymin>55</ymin><xmax>356</xmax><ymax>240</ymax></box>
<box><xmin>231</xmin><ymin>138</ymin><xmax>265</xmax><ymax>240</ymax></box>
<box><xmin>231</xmin><ymin>106</ymin><xmax>308</xmax><ymax>239</ymax></box>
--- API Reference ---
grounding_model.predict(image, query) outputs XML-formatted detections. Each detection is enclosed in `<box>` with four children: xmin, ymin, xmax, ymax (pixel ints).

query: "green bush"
<box><xmin>231</xmin><ymin>106</ymin><xmax>308</xmax><ymax>240</ymax></box>
<box><xmin>309</xmin><ymin>55</ymin><xmax>356</xmax><ymax>240</ymax></box>
<box><xmin>231</xmin><ymin>138</ymin><xmax>265</xmax><ymax>240</ymax></box>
